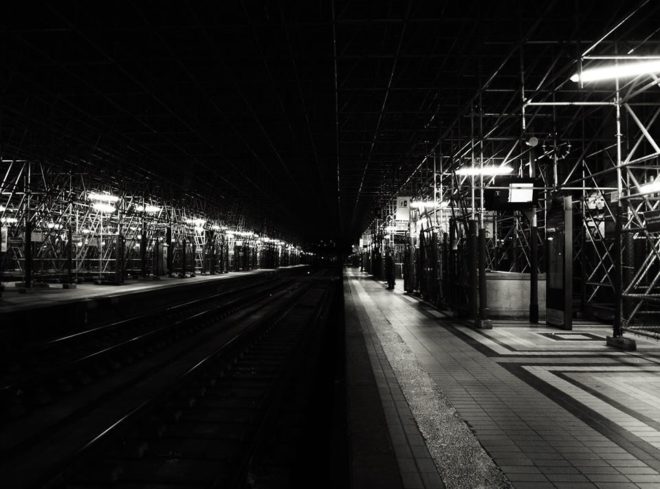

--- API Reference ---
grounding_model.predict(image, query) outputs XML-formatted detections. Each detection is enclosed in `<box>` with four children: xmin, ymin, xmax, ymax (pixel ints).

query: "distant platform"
<box><xmin>0</xmin><ymin>266</ymin><xmax>309</xmax><ymax>339</ymax></box>
<box><xmin>345</xmin><ymin>267</ymin><xmax>660</xmax><ymax>489</ymax></box>
<box><xmin>0</xmin><ymin>268</ymin><xmax>288</xmax><ymax>312</ymax></box>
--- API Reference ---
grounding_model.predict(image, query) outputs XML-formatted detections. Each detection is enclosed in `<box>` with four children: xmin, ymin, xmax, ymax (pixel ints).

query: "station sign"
<box><xmin>395</xmin><ymin>220</ymin><xmax>408</xmax><ymax>231</ymax></box>
<box><xmin>396</xmin><ymin>196</ymin><xmax>411</xmax><ymax>222</ymax></box>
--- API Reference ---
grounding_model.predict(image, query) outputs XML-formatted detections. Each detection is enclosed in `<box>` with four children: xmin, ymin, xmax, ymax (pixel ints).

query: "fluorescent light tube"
<box><xmin>88</xmin><ymin>192</ymin><xmax>120</xmax><ymax>203</ymax></box>
<box><xmin>456</xmin><ymin>165</ymin><xmax>514</xmax><ymax>176</ymax></box>
<box><xmin>92</xmin><ymin>202</ymin><xmax>116</xmax><ymax>213</ymax></box>
<box><xmin>639</xmin><ymin>181</ymin><xmax>660</xmax><ymax>194</ymax></box>
<box><xmin>571</xmin><ymin>60</ymin><xmax>660</xmax><ymax>83</ymax></box>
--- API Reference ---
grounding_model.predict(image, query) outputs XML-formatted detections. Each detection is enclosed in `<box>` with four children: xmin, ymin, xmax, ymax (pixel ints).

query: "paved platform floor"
<box><xmin>0</xmin><ymin>267</ymin><xmax>301</xmax><ymax>312</ymax></box>
<box><xmin>345</xmin><ymin>268</ymin><xmax>660</xmax><ymax>489</ymax></box>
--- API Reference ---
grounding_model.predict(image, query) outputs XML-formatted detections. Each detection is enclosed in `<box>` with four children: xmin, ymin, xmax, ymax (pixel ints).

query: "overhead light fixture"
<box><xmin>1</xmin><ymin>217</ymin><xmax>18</xmax><ymax>224</ymax></box>
<box><xmin>88</xmin><ymin>192</ymin><xmax>120</xmax><ymax>203</ymax></box>
<box><xmin>410</xmin><ymin>200</ymin><xmax>450</xmax><ymax>210</ymax></box>
<box><xmin>639</xmin><ymin>179</ymin><xmax>660</xmax><ymax>195</ymax></box>
<box><xmin>570</xmin><ymin>60</ymin><xmax>660</xmax><ymax>83</ymax></box>
<box><xmin>410</xmin><ymin>201</ymin><xmax>431</xmax><ymax>209</ymax></box>
<box><xmin>0</xmin><ymin>205</ymin><xmax>5</xmax><ymax>212</ymax></box>
<box><xmin>456</xmin><ymin>165</ymin><xmax>514</xmax><ymax>176</ymax></box>
<box><xmin>136</xmin><ymin>204</ymin><xmax>161</xmax><ymax>214</ymax></box>
<box><xmin>92</xmin><ymin>202</ymin><xmax>116</xmax><ymax>213</ymax></box>
<box><xmin>185</xmin><ymin>218</ymin><xmax>206</xmax><ymax>227</ymax></box>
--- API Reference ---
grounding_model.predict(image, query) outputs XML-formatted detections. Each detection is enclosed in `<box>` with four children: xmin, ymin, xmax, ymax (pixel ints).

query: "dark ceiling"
<box><xmin>1</xmin><ymin>1</ymin><xmax>655</xmax><ymax>245</ymax></box>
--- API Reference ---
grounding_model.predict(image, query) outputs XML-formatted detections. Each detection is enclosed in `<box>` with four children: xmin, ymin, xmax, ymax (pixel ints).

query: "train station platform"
<box><xmin>344</xmin><ymin>267</ymin><xmax>660</xmax><ymax>489</ymax></box>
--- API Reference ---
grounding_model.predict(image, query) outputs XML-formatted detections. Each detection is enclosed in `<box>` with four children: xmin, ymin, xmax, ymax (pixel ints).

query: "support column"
<box><xmin>208</xmin><ymin>230</ymin><xmax>216</xmax><ymax>274</ymax></box>
<box><xmin>64</xmin><ymin>225</ymin><xmax>76</xmax><ymax>289</ymax></box>
<box><xmin>24</xmin><ymin>218</ymin><xmax>32</xmax><ymax>289</ymax></box>
<box><xmin>115</xmin><ymin>234</ymin><xmax>125</xmax><ymax>285</ymax></box>
<box><xmin>607</xmin><ymin>81</ymin><xmax>636</xmax><ymax>350</ymax></box>
<box><xmin>449</xmin><ymin>218</ymin><xmax>458</xmax><ymax>311</ymax></box>
<box><xmin>468</xmin><ymin>220</ymin><xmax>478</xmax><ymax>324</ymax></box>
<box><xmin>475</xmin><ymin>79</ymin><xmax>490</xmax><ymax>329</ymax></box>
<box><xmin>477</xmin><ymin>226</ymin><xmax>492</xmax><ymax>328</ymax></box>
<box><xmin>529</xmin><ymin>210</ymin><xmax>539</xmax><ymax>323</ymax></box>
<box><xmin>181</xmin><ymin>237</ymin><xmax>187</xmax><ymax>278</ymax></box>
<box><xmin>166</xmin><ymin>225</ymin><xmax>173</xmax><ymax>277</ymax></box>
<box><xmin>563</xmin><ymin>196</ymin><xmax>573</xmax><ymax>331</ymax></box>
<box><xmin>623</xmin><ymin>232</ymin><xmax>634</xmax><ymax>321</ymax></box>
<box><xmin>442</xmin><ymin>232</ymin><xmax>449</xmax><ymax>304</ymax></box>
<box><xmin>0</xmin><ymin>224</ymin><xmax>6</xmax><ymax>298</ymax></box>
<box><xmin>153</xmin><ymin>236</ymin><xmax>160</xmax><ymax>277</ymax></box>
<box><xmin>141</xmin><ymin>217</ymin><xmax>148</xmax><ymax>278</ymax></box>
<box><xmin>613</xmin><ymin>201</ymin><xmax>623</xmax><ymax>338</ymax></box>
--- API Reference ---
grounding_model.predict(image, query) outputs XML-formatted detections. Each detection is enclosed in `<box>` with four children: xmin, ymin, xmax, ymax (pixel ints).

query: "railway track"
<box><xmin>0</xmin><ymin>270</ymin><xmax>339</xmax><ymax>489</ymax></box>
<box><xmin>1</xmin><ymin>274</ymin><xmax>292</xmax><ymax>418</ymax></box>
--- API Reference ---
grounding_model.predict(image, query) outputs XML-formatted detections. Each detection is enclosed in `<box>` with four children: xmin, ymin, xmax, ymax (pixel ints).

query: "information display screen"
<box><xmin>485</xmin><ymin>178</ymin><xmax>539</xmax><ymax>210</ymax></box>
<box><xmin>508</xmin><ymin>182</ymin><xmax>534</xmax><ymax>203</ymax></box>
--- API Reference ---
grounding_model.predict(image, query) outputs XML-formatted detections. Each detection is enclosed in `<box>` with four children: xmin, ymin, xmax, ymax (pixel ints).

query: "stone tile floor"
<box><xmin>346</xmin><ymin>268</ymin><xmax>660</xmax><ymax>489</ymax></box>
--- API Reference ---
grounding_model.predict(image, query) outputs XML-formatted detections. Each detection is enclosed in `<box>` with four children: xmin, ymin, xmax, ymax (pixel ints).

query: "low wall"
<box><xmin>486</xmin><ymin>271</ymin><xmax>546</xmax><ymax>318</ymax></box>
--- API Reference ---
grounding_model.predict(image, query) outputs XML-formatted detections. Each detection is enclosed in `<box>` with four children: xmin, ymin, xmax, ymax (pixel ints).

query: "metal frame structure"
<box><xmin>354</xmin><ymin>1</ymin><xmax>660</xmax><ymax>340</ymax></box>
<box><xmin>0</xmin><ymin>160</ymin><xmax>307</xmax><ymax>289</ymax></box>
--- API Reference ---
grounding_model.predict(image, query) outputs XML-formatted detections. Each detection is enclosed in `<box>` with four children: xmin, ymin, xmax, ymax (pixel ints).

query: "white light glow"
<box><xmin>47</xmin><ymin>223</ymin><xmax>63</xmax><ymax>230</ymax></box>
<box><xmin>186</xmin><ymin>218</ymin><xmax>206</xmax><ymax>227</ymax></box>
<box><xmin>0</xmin><ymin>205</ymin><xmax>5</xmax><ymax>212</ymax></box>
<box><xmin>410</xmin><ymin>200</ymin><xmax>449</xmax><ymax>210</ymax></box>
<box><xmin>455</xmin><ymin>165</ymin><xmax>514</xmax><ymax>176</ymax></box>
<box><xmin>571</xmin><ymin>60</ymin><xmax>660</xmax><ymax>83</ymax></box>
<box><xmin>137</xmin><ymin>204</ymin><xmax>161</xmax><ymax>214</ymax></box>
<box><xmin>639</xmin><ymin>180</ymin><xmax>660</xmax><ymax>195</ymax></box>
<box><xmin>92</xmin><ymin>202</ymin><xmax>116</xmax><ymax>213</ymax></box>
<box><xmin>1</xmin><ymin>217</ymin><xmax>18</xmax><ymax>224</ymax></box>
<box><xmin>88</xmin><ymin>192</ymin><xmax>120</xmax><ymax>203</ymax></box>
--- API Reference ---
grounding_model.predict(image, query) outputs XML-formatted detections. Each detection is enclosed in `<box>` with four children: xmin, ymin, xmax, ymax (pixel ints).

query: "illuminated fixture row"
<box><xmin>5</xmin><ymin>190</ymin><xmax>303</xmax><ymax>252</ymax></box>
